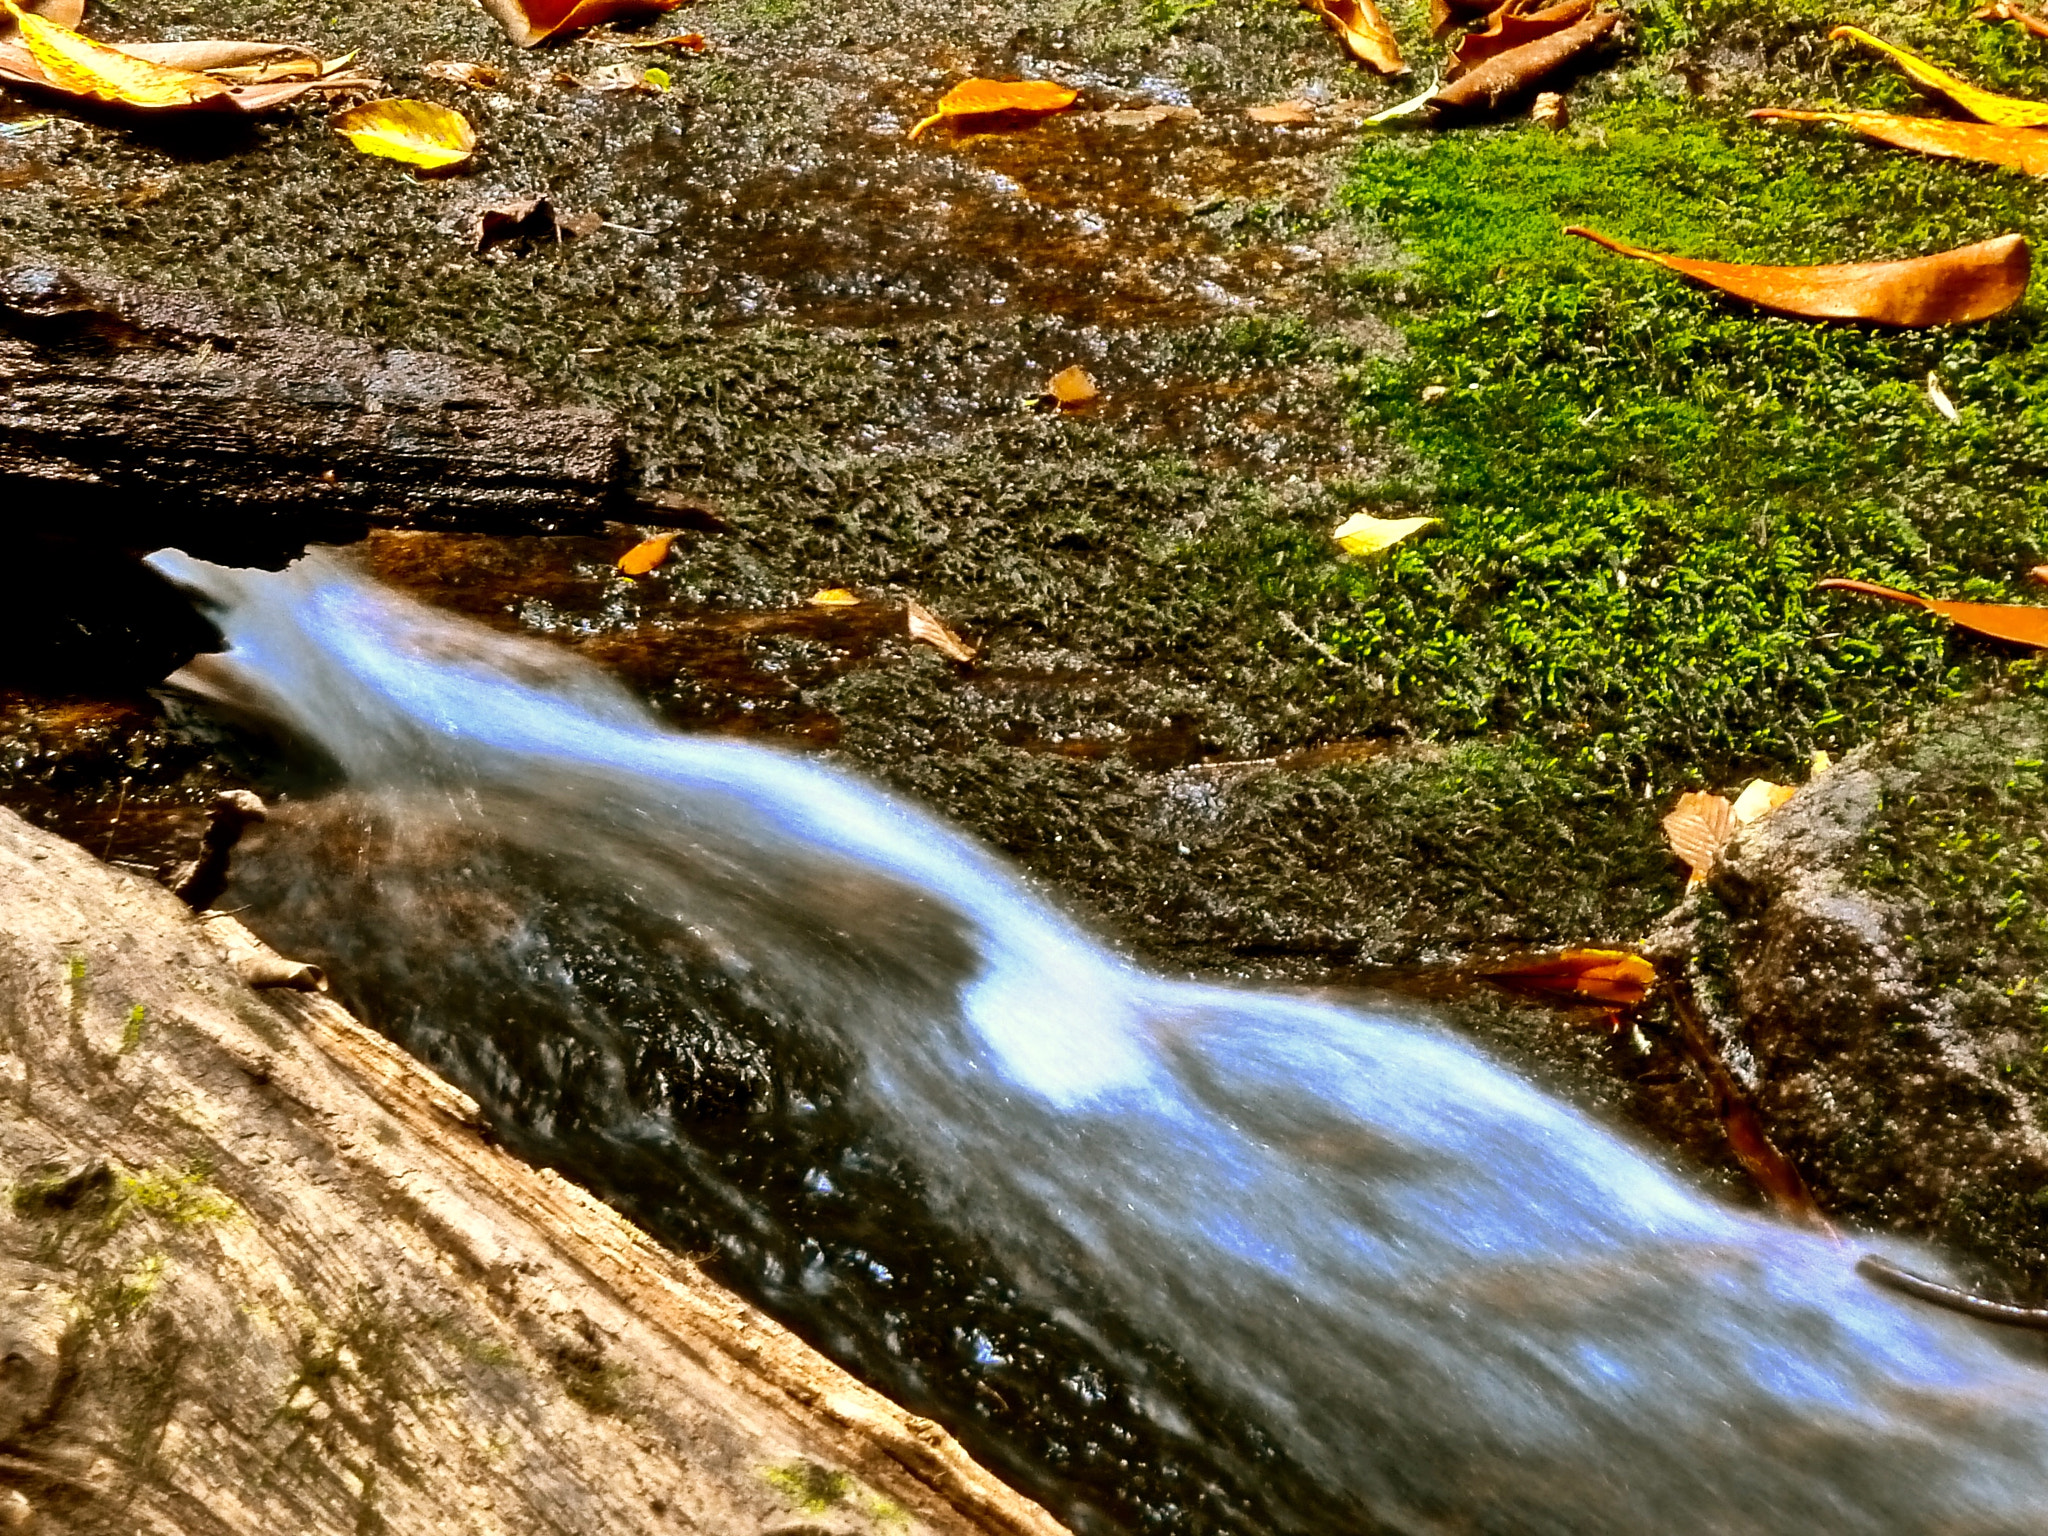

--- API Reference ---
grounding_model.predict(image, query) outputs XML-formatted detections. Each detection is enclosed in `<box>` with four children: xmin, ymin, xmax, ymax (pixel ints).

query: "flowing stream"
<box><xmin>150</xmin><ymin>547</ymin><xmax>2048</xmax><ymax>1536</ymax></box>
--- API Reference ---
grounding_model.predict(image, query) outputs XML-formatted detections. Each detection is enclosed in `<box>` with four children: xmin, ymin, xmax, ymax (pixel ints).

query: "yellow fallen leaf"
<box><xmin>333</xmin><ymin>98</ymin><xmax>477</xmax><ymax>172</ymax></box>
<box><xmin>616</xmin><ymin>531</ymin><xmax>678</xmax><ymax>576</ymax></box>
<box><xmin>908</xmin><ymin>77</ymin><xmax>1078</xmax><ymax>139</ymax></box>
<box><xmin>1663</xmin><ymin>789</ymin><xmax>1734</xmax><ymax>886</ymax></box>
<box><xmin>906</xmin><ymin>599</ymin><xmax>976</xmax><ymax>662</ymax></box>
<box><xmin>1830</xmin><ymin>25</ymin><xmax>2048</xmax><ymax>127</ymax></box>
<box><xmin>808</xmin><ymin>587</ymin><xmax>860</xmax><ymax>606</ymax></box>
<box><xmin>1332</xmin><ymin>511</ymin><xmax>1437</xmax><ymax>555</ymax></box>
<box><xmin>1730</xmin><ymin>777</ymin><xmax>1798</xmax><ymax>827</ymax></box>
<box><xmin>1046</xmin><ymin>364</ymin><xmax>1099</xmax><ymax>409</ymax></box>
<box><xmin>1303</xmin><ymin>0</ymin><xmax>1404</xmax><ymax>74</ymax></box>
<box><xmin>0</xmin><ymin>0</ymin><xmax>229</xmax><ymax>107</ymax></box>
<box><xmin>1809</xmin><ymin>749</ymin><xmax>1832</xmax><ymax>778</ymax></box>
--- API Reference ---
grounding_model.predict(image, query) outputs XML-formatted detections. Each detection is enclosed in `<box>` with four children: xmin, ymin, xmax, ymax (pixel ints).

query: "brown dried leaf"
<box><xmin>475</xmin><ymin>0</ymin><xmax>681</xmax><ymax>48</ymax></box>
<box><xmin>1751</xmin><ymin>107</ymin><xmax>2048</xmax><ymax>176</ymax></box>
<box><xmin>474</xmin><ymin>195</ymin><xmax>601</xmax><ymax>252</ymax></box>
<box><xmin>905</xmin><ymin>599</ymin><xmax>976</xmax><ymax>663</ymax></box>
<box><xmin>1818</xmin><ymin>578</ymin><xmax>2048</xmax><ymax>648</ymax></box>
<box><xmin>1486</xmin><ymin>949</ymin><xmax>1657</xmax><ymax>1008</ymax></box>
<box><xmin>616</xmin><ymin>532</ymin><xmax>678</xmax><ymax>577</ymax></box>
<box><xmin>908</xmin><ymin>77</ymin><xmax>1078</xmax><ymax>138</ymax></box>
<box><xmin>1046</xmin><ymin>364</ymin><xmax>1099</xmax><ymax>409</ymax></box>
<box><xmin>1566</xmin><ymin>227</ymin><xmax>2030</xmax><ymax>326</ymax></box>
<box><xmin>1977</xmin><ymin>0</ymin><xmax>2048</xmax><ymax>40</ymax></box>
<box><xmin>117</xmin><ymin>39</ymin><xmax>325</xmax><ymax>79</ymax></box>
<box><xmin>1096</xmin><ymin>102</ymin><xmax>1200</xmax><ymax>127</ymax></box>
<box><xmin>1246</xmin><ymin>97</ymin><xmax>1317</xmax><ymax>123</ymax></box>
<box><xmin>1662</xmin><ymin>790</ymin><xmax>1734</xmax><ymax>886</ymax></box>
<box><xmin>1430</xmin><ymin>5</ymin><xmax>1615</xmax><ymax>114</ymax></box>
<box><xmin>1445</xmin><ymin>0</ymin><xmax>1591</xmax><ymax>79</ymax></box>
<box><xmin>1303</xmin><ymin>0</ymin><xmax>1404</xmax><ymax>74</ymax></box>
<box><xmin>424</xmin><ymin>58</ymin><xmax>504</xmax><ymax>88</ymax></box>
<box><xmin>2030</xmin><ymin>565</ymin><xmax>2048</xmax><ymax>586</ymax></box>
<box><xmin>1429</xmin><ymin>0</ymin><xmax>1494</xmax><ymax>41</ymax></box>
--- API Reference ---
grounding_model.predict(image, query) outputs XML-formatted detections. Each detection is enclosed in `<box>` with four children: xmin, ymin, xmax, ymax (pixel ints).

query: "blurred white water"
<box><xmin>152</xmin><ymin>546</ymin><xmax>2048</xmax><ymax>1536</ymax></box>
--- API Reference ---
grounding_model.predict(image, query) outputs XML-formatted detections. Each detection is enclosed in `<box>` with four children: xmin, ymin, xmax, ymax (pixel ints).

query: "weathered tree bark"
<box><xmin>0</xmin><ymin>264</ymin><xmax>625</xmax><ymax>538</ymax></box>
<box><xmin>0</xmin><ymin>806</ymin><xmax>1069</xmax><ymax>1536</ymax></box>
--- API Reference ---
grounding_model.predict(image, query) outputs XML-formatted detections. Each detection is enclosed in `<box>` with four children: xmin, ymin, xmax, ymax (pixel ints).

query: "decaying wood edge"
<box><xmin>196</xmin><ymin>913</ymin><xmax>1071</xmax><ymax>1536</ymax></box>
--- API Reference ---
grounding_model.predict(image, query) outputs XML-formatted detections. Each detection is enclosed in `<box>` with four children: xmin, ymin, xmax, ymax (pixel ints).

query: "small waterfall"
<box><xmin>151</xmin><ymin>547</ymin><xmax>2048</xmax><ymax>1536</ymax></box>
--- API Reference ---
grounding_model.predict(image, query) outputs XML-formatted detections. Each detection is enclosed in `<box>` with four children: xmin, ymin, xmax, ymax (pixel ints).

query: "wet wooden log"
<box><xmin>0</xmin><ymin>806</ymin><xmax>1069</xmax><ymax>1536</ymax></box>
<box><xmin>0</xmin><ymin>264</ymin><xmax>625</xmax><ymax>538</ymax></box>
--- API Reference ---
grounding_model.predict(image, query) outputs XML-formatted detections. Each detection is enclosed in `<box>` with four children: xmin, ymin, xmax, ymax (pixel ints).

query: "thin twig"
<box><xmin>1857</xmin><ymin>1253</ymin><xmax>2048</xmax><ymax>1331</ymax></box>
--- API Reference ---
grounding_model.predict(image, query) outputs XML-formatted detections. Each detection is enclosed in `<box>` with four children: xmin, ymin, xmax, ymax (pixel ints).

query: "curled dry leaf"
<box><xmin>1332</xmin><ymin>511</ymin><xmax>1436</xmax><ymax>554</ymax></box>
<box><xmin>1486</xmin><ymin>949</ymin><xmax>1656</xmax><ymax>1008</ymax></box>
<box><xmin>334</xmin><ymin>98</ymin><xmax>477</xmax><ymax>172</ymax></box>
<box><xmin>424</xmin><ymin>58</ymin><xmax>503</xmax><ymax>89</ymax></box>
<box><xmin>1663</xmin><ymin>790</ymin><xmax>1734</xmax><ymax>886</ymax></box>
<box><xmin>1818</xmin><ymin>577</ymin><xmax>2048</xmax><ymax>648</ymax></box>
<box><xmin>905</xmin><ymin>599</ymin><xmax>976</xmax><ymax>663</ymax></box>
<box><xmin>1829</xmin><ymin>26</ymin><xmax>2048</xmax><ymax>128</ymax></box>
<box><xmin>474</xmin><ymin>196</ymin><xmax>603</xmax><ymax>252</ymax></box>
<box><xmin>1431</xmin><ymin>6</ymin><xmax>1615</xmax><ymax>115</ymax></box>
<box><xmin>1046</xmin><ymin>364</ymin><xmax>1099</xmax><ymax>409</ymax></box>
<box><xmin>1302</xmin><ymin>0</ymin><xmax>1404</xmax><ymax>75</ymax></box>
<box><xmin>1565</xmin><ymin>226</ymin><xmax>2030</xmax><ymax>327</ymax></box>
<box><xmin>616</xmin><ymin>531</ymin><xmax>678</xmax><ymax>576</ymax></box>
<box><xmin>1977</xmin><ymin>0</ymin><xmax>2048</xmax><ymax>40</ymax></box>
<box><xmin>808</xmin><ymin>588</ymin><xmax>860</xmax><ymax>607</ymax></box>
<box><xmin>476</xmin><ymin>0</ymin><xmax>681</xmax><ymax>48</ymax></box>
<box><xmin>908</xmin><ymin>77</ymin><xmax>1078</xmax><ymax>138</ymax></box>
<box><xmin>1247</xmin><ymin>97</ymin><xmax>1317</xmax><ymax>123</ymax></box>
<box><xmin>1751</xmin><ymin>107</ymin><xmax>2048</xmax><ymax>177</ymax></box>
<box><xmin>1430</xmin><ymin>0</ymin><xmax>1494</xmax><ymax>40</ymax></box>
<box><xmin>1445</xmin><ymin>0</ymin><xmax>1591</xmax><ymax>79</ymax></box>
<box><xmin>1531</xmin><ymin>88</ymin><xmax>1567</xmax><ymax>127</ymax></box>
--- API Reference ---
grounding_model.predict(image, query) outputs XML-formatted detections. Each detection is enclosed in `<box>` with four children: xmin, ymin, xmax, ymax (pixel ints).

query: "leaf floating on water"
<box><xmin>907</xmin><ymin>78</ymin><xmax>1078</xmax><ymax>139</ymax></box>
<box><xmin>1445</xmin><ymin>0</ymin><xmax>1592</xmax><ymax>80</ymax></box>
<box><xmin>1565</xmin><ymin>226</ymin><xmax>2030</xmax><ymax>326</ymax></box>
<box><xmin>1977</xmin><ymin>0</ymin><xmax>2048</xmax><ymax>41</ymax></box>
<box><xmin>1046</xmin><ymin>364</ymin><xmax>1099</xmax><ymax>410</ymax></box>
<box><xmin>1246</xmin><ymin>97</ymin><xmax>1317</xmax><ymax>123</ymax></box>
<box><xmin>1302</xmin><ymin>0</ymin><xmax>1404</xmax><ymax>75</ymax></box>
<box><xmin>616</xmin><ymin>531</ymin><xmax>678</xmax><ymax>576</ymax></box>
<box><xmin>1487</xmin><ymin>949</ymin><xmax>1657</xmax><ymax>1008</ymax></box>
<box><xmin>808</xmin><ymin>587</ymin><xmax>861</xmax><ymax>607</ymax></box>
<box><xmin>1730</xmin><ymin>777</ymin><xmax>1798</xmax><ymax>828</ymax></box>
<box><xmin>475</xmin><ymin>0</ymin><xmax>682</xmax><ymax>48</ymax></box>
<box><xmin>1819</xmin><ymin>577</ymin><xmax>2048</xmax><ymax>648</ymax></box>
<box><xmin>1663</xmin><ymin>790</ymin><xmax>1735</xmax><ymax>886</ymax></box>
<box><xmin>0</xmin><ymin>0</ymin><xmax>229</xmax><ymax>107</ymax></box>
<box><xmin>906</xmin><ymin>599</ymin><xmax>977</xmax><ymax>663</ymax></box>
<box><xmin>1430</xmin><ymin>6</ymin><xmax>1616</xmax><ymax>115</ymax></box>
<box><xmin>1750</xmin><ymin>107</ymin><xmax>2048</xmax><ymax>177</ymax></box>
<box><xmin>333</xmin><ymin>98</ymin><xmax>477</xmax><ymax>172</ymax></box>
<box><xmin>1829</xmin><ymin>25</ymin><xmax>2048</xmax><ymax>127</ymax></box>
<box><xmin>1332</xmin><ymin>511</ymin><xmax>1437</xmax><ymax>554</ymax></box>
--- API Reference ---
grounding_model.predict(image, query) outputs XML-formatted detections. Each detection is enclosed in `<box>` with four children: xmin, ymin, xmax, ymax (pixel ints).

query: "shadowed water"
<box><xmin>151</xmin><ymin>547</ymin><xmax>2048</xmax><ymax>1536</ymax></box>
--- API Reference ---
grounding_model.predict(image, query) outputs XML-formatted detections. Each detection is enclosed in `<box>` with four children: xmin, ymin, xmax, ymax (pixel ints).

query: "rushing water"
<box><xmin>151</xmin><ymin>547</ymin><xmax>2048</xmax><ymax>1536</ymax></box>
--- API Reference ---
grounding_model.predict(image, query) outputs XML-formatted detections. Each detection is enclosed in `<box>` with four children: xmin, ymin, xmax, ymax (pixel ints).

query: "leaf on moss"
<box><xmin>1430</xmin><ymin>6</ymin><xmax>1615</xmax><ymax>114</ymax></box>
<box><xmin>1976</xmin><ymin>0</ymin><xmax>2048</xmax><ymax>40</ymax></box>
<box><xmin>1445</xmin><ymin>0</ymin><xmax>1592</xmax><ymax>80</ymax></box>
<box><xmin>616</xmin><ymin>531</ymin><xmax>678</xmax><ymax>576</ymax></box>
<box><xmin>1332</xmin><ymin>511</ymin><xmax>1436</xmax><ymax>554</ymax></box>
<box><xmin>906</xmin><ymin>599</ymin><xmax>976</xmax><ymax>663</ymax></box>
<box><xmin>1486</xmin><ymin>949</ymin><xmax>1656</xmax><ymax>1008</ymax></box>
<box><xmin>333</xmin><ymin>98</ymin><xmax>477</xmax><ymax>172</ymax></box>
<box><xmin>476</xmin><ymin>0</ymin><xmax>681</xmax><ymax>48</ymax></box>
<box><xmin>908</xmin><ymin>77</ymin><xmax>1078</xmax><ymax>139</ymax></box>
<box><xmin>1663</xmin><ymin>790</ymin><xmax>1734</xmax><ymax>886</ymax></box>
<box><xmin>1830</xmin><ymin>25</ymin><xmax>2048</xmax><ymax>127</ymax></box>
<box><xmin>1750</xmin><ymin>107</ymin><xmax>2048</xmax><ymax>176</ymax></box>
<box><xmin>1302</xmin><ymin>0</ymin><xmax>1404</xmax><ymax>74</ymax></box>
<box><xmin>1046</xmin><ymin>364</ymin><xmax>1099</xmax><ymax>409</ymax></box>
<box><xmin>1565</xmin><ymin>226</ymin><xmax>2030</xmax><ymax>326</ymax></box>
<box><xmin>474</xmin><ymin>195</ymin><xmax>602</xmax><ymax>252</ymax></box>
<box><xmin>1818</xmin><ymin>577</ymin><xmax>2048</xmax><ymax>648</ymax></box>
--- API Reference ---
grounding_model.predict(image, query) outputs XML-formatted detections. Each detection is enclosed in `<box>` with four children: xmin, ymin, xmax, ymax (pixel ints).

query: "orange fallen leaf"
<box><xmin>908</xmin><ymin>77</ymin><xmax>1077</xmax><ymax>138</ymax></box>
<box><xmin>1431</xmin><ymin>6</ymin><xmax>1615</xmax><ymax>113</ymax></box>
<box><xmin>1488</xmin><ymin>949</ymin><xmax>1657</xmax><ymax>1008</ymax></box>
<box><xmin>1830</xmin><ymin>25</ymin><xmax>2048</xmax><ymax>127</ymax></box>
<box><xmin>1303</xmin><ymin>0</ymin><xmax>1404</xmax><ymax>74</ymax></box>
<box><xmin>1565</xmin><ymin>227</ymin><xmax>2030</xmax><ymax>327</ymax></box>
<box><xmin>617</xmin><ymin>531</ymin><xmax>679</xmax><ymax>576</ymax></box>
<box><xmin>1663</xmin><ymin>790</ymin><xmax>1734</xmax><ymax>886</ymax></box>
<box><xmin>1818</xmin><ymin>577</ymin><xmax>2048</xmax><ymax>648</ymax></box>
<box><xmin>1430</xmin><ymin>0</ymin><xmax>1498</xmax><ymax>37</ymax></box>
<box><xmin>808</xmin><ymin>587</ymin><xmax>861</xmax><ymax>606</ymax></box>
<box><xmin>476</xmin><ymin>0</ymin><xmax>680</xmax><ymax>48</ymax></box>
<box><xmin>1731</xmin><ymin>777</ymin><xmax>1798</xmax><ymax>827</ymax></box>
<box><xmin>1046</xmin><ymin>364</ymin><xmax>1099</xmax><ymax>409</ymax></box>
<box><xmin>1445</xmin><ymin>0</ymin><xmax>1592</xmax><ymax>79</ymax></box>
<box><xmin>1751</xmin><ymin>107</ymin><xmax>2048</xmax><ymax>177</ymax></box>
<box><xmin>1247</xmin><ymin>97</ymin><xmax>1317</xmax><ymax>123</ymax></box>
<box><xmin>905</xmin><ymin>599</ymin><xmax>976</xmax><ymax>663</ymax></box>
<box><xmin>2030</xmin><ymin>565</ymin><xmax>2048</xmax><ymax>586</ymax></box>
<box><xmin>1977</xmin><ymin>0</ymin><xmax>2048</xmax><ymax>40</ymax></box>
